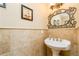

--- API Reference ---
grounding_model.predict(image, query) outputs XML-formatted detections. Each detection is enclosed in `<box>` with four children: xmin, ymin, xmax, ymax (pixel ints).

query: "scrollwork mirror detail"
<box><xmin>48</xmin><ymin>7</ymin><xmax>77</xmax><ymax>28</ymax></box>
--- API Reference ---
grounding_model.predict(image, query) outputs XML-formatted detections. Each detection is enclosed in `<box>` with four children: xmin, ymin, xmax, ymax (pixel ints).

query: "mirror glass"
<box><xmin>51</xmin><ymin>13</ymin><xmax>69</xmax><ymax>26</ymax></box>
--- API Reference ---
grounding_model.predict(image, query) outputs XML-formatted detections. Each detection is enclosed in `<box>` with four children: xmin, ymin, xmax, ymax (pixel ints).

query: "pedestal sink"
<box><xmin>44</xmin><ymin>38</ymin><xmax>71</xmax><ymax>56</ymax></box>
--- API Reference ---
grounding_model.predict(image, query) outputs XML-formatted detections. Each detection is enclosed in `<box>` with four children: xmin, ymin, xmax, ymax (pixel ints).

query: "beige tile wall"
<box><xmin>0</xmin><ymin>28</ymin><xmax>78</xmax><ymax>56</ymax></box>
<box><xmin>76</xmin><ymin>28</ymin><xmax>79</xmax><ymax>56</ymax></box>
<box><xmin>0</xmin><ymin>29</ymin><xmax>11</xmax><ymax>55</ymax></box>
<box><xmin>0</xmin><ymin>29</ymin><xmax>48</xmax><ymax>56</ymax></box>
<box><xmin>10</xmin><ymin>30</ymin><xmax>48</xmax><ymax>56</ymax></box>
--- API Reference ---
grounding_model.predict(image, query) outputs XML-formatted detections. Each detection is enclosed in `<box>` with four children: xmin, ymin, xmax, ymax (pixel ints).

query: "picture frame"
<box><xmin>0</xmin><ymin>3</ymin><xmax>6</xmax><ymax>8</ymax></box>
<box><xmin>21</xmin><ymin>4</ymin><xmax>33</xmax><ymax>21</ymax></box>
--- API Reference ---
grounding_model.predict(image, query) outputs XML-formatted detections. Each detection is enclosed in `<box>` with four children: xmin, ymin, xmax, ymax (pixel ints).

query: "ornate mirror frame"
<box><xmin>48</xmin><ymin>7</ymin><xmax>77</xmax><ymax>29</ymax></box>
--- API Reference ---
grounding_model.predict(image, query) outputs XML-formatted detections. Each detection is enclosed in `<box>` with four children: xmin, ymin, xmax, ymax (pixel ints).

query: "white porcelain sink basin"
<box><xmin>44</xmin><ymin>38</ymin><xmax>71</xmax><ymax>56</ymax></box>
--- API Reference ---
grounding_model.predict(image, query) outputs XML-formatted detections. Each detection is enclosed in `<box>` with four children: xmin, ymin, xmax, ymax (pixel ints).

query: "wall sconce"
<box><xmin>0</xmin><ymin>3</ymin><xmax>6</xmax><ymax>8</ymax></box>
<box><xmin>50</xmin><ymin>3</ymin><xmax>63</xmax><ymax>10</ymax></box>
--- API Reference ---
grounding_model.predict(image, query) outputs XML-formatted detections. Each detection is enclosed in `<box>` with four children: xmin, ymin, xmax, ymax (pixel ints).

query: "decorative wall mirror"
<box><xmin>48</xmin><ymin>7</ymin><xmax>77</xmax><ymax>28</ymax></box>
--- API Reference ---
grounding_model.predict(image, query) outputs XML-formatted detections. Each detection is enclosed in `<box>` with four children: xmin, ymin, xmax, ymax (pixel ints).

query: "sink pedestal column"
<box><xmin>51</xmin><ymin>49</ymin><xmax>60</xmax><ymax>56</ymax></box>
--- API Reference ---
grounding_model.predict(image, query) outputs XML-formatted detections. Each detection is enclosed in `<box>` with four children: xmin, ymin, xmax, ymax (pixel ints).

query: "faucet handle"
<box><xmin>58</xmin><ymin>38</ymin><xmax>62</xmax><ymax>42</ymax></box>
<box><xmin>56</xmin><ymin>38</ymin><xmax>59</xmax><ymax>41</ymax></box>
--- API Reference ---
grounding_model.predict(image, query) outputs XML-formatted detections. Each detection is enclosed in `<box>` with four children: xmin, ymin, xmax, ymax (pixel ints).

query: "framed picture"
<box><xmin>21</xmin><ymin>4</ymin><xmax>33</xmax><ymax>21</ymax></box>
<box><xmin>0</xmin><ymin>3</ymin><xmax>6</xmax><ymax>8</ymax></box>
